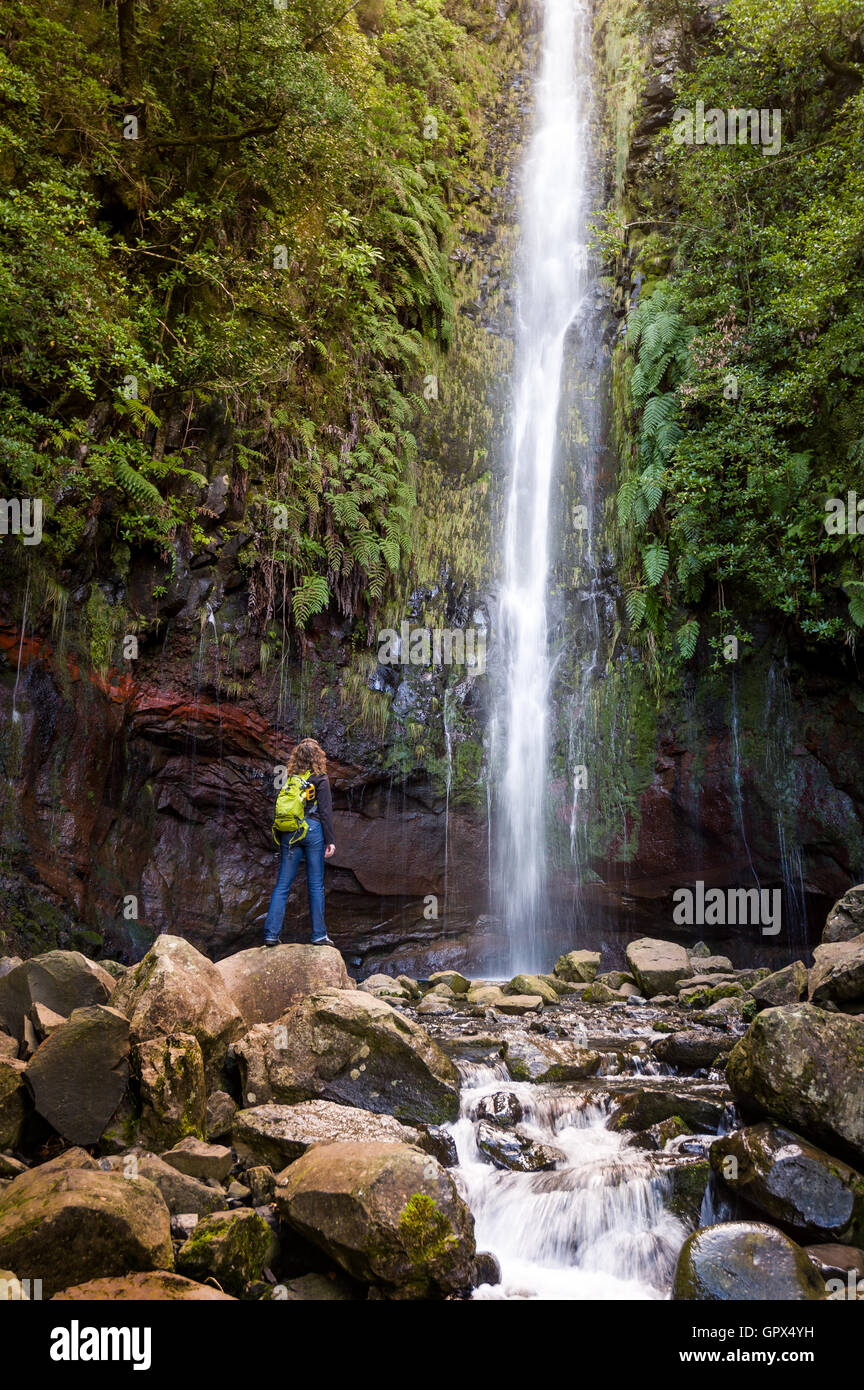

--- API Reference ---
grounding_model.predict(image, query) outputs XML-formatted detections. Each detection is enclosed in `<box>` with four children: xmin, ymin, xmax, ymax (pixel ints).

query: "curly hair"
<box><xmin>286</xmin><ymin>737</ymin><xmax>327</xmax><ymax>776</ymax></box>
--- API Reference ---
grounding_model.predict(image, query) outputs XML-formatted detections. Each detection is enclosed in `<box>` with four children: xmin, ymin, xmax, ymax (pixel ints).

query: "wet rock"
<box><xmin>727</xmin><ymin>1004</ymin><xmax>864</xmax><ymax>1164</ymax></box>
<box><xmin>160</xmin><ymin>1136</ymin><xmax>234</xmax><ymax>1183</ymax></box>
<box><xmin>420</xmin><ymin>1125</ymin><xmax>458</xmax><ymax>1168</ymax></box>
<box><xmin>748</xmin><ymin>961</ymin><xmax>808</xmax><ymax>1009</ymax></box>
<box><xmin>205</xmin><ymin>1089</ymin><xmax>237</xmax><ymax>1141</ymax></box>
<box><xmin>804</xmin><ymin>1244</ymin><xmax>864</xmax><ymax>1281</ymax></box>
<box><xmin>275</xmin><ymin>1141</ymin><xmax>476</xmax><ymax>1297</ymax></box>
<box><xmin>0</xmin><ymin>1059</ymin><xmax>28</xmax><ymax>1150</ymax></box>
<box><xmin>808</xmin><ymin>938</ymin><xmax>864</xmax><ymax>1009</ymax></box>
<box><xmin>427</xmin><ymin>971</ymin><xmax>470</xmax><ymax>994</ymax></box>
<box><xmin>673</xmin><ymin>1222</ymin><xmax>826</xmax><ymax>1300</ymax></box>
<box><xmin>25</xmin><ymin>1004</ymin><xmax>130</xmax><ymax>1147</ymax></box>
<box><xmin>625</xmin><ymin>1116</ymin><xmax>694</xmax><ymax>1151</ymax></box>
<box><xmin>133</xmin><ymin>1033</ymin><xmax>206</xmax><ymax>1149</ymax></box>
<box><xmin>276</xmin><ymin>1271</ymin><xmax>361</xmax><ymax>1300</ymax></box>
<box><xmin>53</xmin><ymin>1271</ymin><xmax>234</xmax><ymax>1300</ymax></box>
<box><xmin>608</xmin><ymin>1089</ymin><xmax>725</xmax><ymax>1134</ymax></box>
<box><xmin>0</xmin><ymin>951</ymin><xmax>115</xmax><ymax>1042</ymax></box>
<box><xmin>177</xmin><ymin>1208</ymin><xmax>275</xmax><ymax>1295</ymax></box>
<box><xmin>99</xmin><ymin>1151</ymin><xmax>224</xmax><ymax>1216</ymax></box>
<box><xmin>0</xmin><ymin>1164</ymin><xmax>173</xmax><ymax>1297</ymax></box>
<box><xmin>506</xmin><ymin>974</ymin><xmax>559</xmax><ymax>1004</ymax></box>
<box><xmin>494</xmin><ymin>994</ymin><xmax>543</xmax><ymax>1015</ymax></box>
<box><xmin>476</xmin><ymin>1121</ymin><xmax>564</xmax><ymax>1172</ymax></box>
<box><xmin>233</xmin><ymin>989</ymin><xmax>459</xmax><ymax>1126</ymax></box>
<box><xmin>710</xmin><ymin>1123</ymin><xmax>864</xmax><ymax>1244</ymax></box>
<box><xmin>476</xmin><ymin>1091</ymin><xmax>524</xmax><ymax>1128</ymax></box>
<box><xmin>504</xmin><ymin>1036</ymin><xmax>600</xmax><ymax>1083</ymax></box>
<box><xmin>822</xmin><ymin>884</ymin><xmax>864</xmax><ymax>943</ymax></box>
<box><xmin>232</xmin><ymin>1100</ymin><xmax>421</xmax><ymax>1169</ymax></box>
<box><xmin>111</xmin><ymin>936</ymin><xmax>244</xmax><ymax>1085</ymax></box>
<box><xmin>626</xmin><ymin>939</ymin><xmax>692</xmax><ymax>997</ymax></box>
<box><xmin>663</xmin><ymin>1157</ymin><xmax>711</xmax><ymax>1224</ymax></box>
<box><xmin>652</xmin><ymin>1030</ymin><xmax>735</xmax><ymax>1070</ymax></box>
<box><xmin>215</xmin><ymin>944</ymin><xmax>348</xmax><ymax>1027</ymax></box>
<box><xmin>473</xmin><ymin>1250</ymin><xmax>502</xmax><ymax>1287</ymax></box>
<box><xmin>553</xmin><ymin>950</ymin><xmax>600</xmax><ymax>983</ymax></box>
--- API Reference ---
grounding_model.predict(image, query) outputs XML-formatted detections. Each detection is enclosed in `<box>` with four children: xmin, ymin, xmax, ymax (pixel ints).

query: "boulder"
<box><xmin>160</xmin><ymin>1137</ymin><xmax>233</xmax><ymax>1184</ymax></box>
<box><xmin>427</xmin><ymin>971</ymin><xmax>470</xmax><ymax>995</ymax></box>
<box><xmin>397</xmin><ymin>976</ymin><xmax>421</xmax><ymax>1000</ymax></box>
<box><xmin>0</xmin><ymin>957</ymin><xmax>23</xmax><ymax>980</ymax></box>
<box><xmin>359</xmin><ymin>974</ymin><xmax>410</xmax><ymax>1000</ymax></box>
<box><xmin>625</xmin><ymin>938</ymin><xmax>692</xmax><ymax>997</ymax></box>
<box><xmin>476</xmin><ymin>1122</ymin><xmax>564</xmax><ymax>1172</ymax></box>
<box><xmin>205</xmin><ymin>1090</ymin><xmax>237</xmax><ymax>1141</ymax></box>
<box><xmin>678</xmin><ymin>981</ymin><xmax>744</xmax><ymax>1010</ymax></box>
<box><xmin>465</xmin><ymin>984</ymin><xmax>507</xmax><ymax>1007</ymax></box>
<box><xmin>0</xmin><ymin>1033</ymin><xmax>17</xmax><ymax>1060</ymax></box>
<box><xmin>245</xmin><ymin>1166</ymin><xmax>276</xmax><ymax>1205</ymax></box>
<box><xmin>233</xmin><ymin>989</ymin><xmax>459</xmax><ymax>1126</ymax></box>
<box><xmin>553</xmin><ymin>950</ymin><xmax>600</xmax><ymax>983</ymax></box>
<box><xmin>582</xmin><ymin>981</ymin><xmax>629</xmax><ymax>1004</ymax></box>
<box><xmin>710</xmin><ymin>1123</ymin><xmax>864</xmax><ymax>1244</ymax></box>
<box><xmin>25</xmin><ymin>1005</ymin><xmax>130</xmax><ymax>1146</ymax></box>
<box><xmin>0</xmin><ymin>1155</ymin><xmax>26</xmax><ymax>1179</ymax></box>
<box><xmin>232</xmin><ymin>1101</ymin><xmax>421</xmax><ymax>1170</ymax></box>
<box><xmin>822</xmin><ymin>884</ymin><xmax>864</xmax><ymax>943</ymax></box>
<box><xmin>0</xmin><ymin>1165</ymin><xmax>173</xmax><ymax>1297</ymax></box>
<box><xmin>416</xmin><ymin>996</ymin><xmax>453</xmax><ymax>1016</ymax></box>
<box><xmin>99</xmin><ymin>1152</ymin><xmax>224</xmax><ymax>1217</ymax></box>
<box><xmin>0</xmin><ymin>1058</ymin><xmax>28</xmax><ymax>1150</ymax></box>
<box><xmin>215</xmin><ymin>944</ymin><xmax>348</xmax><ymax>1027</ymax></box>
<box><xmin>177</xmin><ymin>1208</ymin><xmax>274</xmax><ymax>1295</ymax></box>
<box><xmin>804</xmin><ymin>1244</ymin><xmax>864</xmax><ymax>1281</ymax></box>
<box><xmin>727</xmin><ymin>1004</ymin><xmax>864</xmax><ymax>1164</ymax></box>
<box><xmin>505</xmin><ymin>974</ymin><xmax>559</xmax><ymax>1005</ymax></box>
<box><xmin>748</xmin><ymin>961</ymin><xmax>808</xmax><ymax>1009</ymax></box>
<box><xmin>275</xmin><ymin>1141</ymin><xmax>476</xmax><ymax>1297</ymax></box>
<box><xmin>53</xmin><ymin>1271</ymin><xmax>234</xmax><ymax>1300</ymax></box>
<box><xmin>625</xmin><ymin>1115</ymin><xmax>694</xmax><ymax>1152</ymax></box>
<box><xmin>133</xmin><ymin>1033</ymin><xmax>206</xmax><ymax>1149</ymax></box>
<box><xmin>110</xmin><ymin>936</ymin><xmax>243</xmax><ymax>1084</ymax></box>
<box><xmin>503</xmin><ymin>1036</ymin><xmax>600</xmax><ymax>1084</ymax></box>
<box><xmin>809</xmin><ymin>938</ymin><xmax>864</xmax><ymax>1009</ymax></box>
<box><xmin>673</xmin><ymin>1222</ymin><xmax>826</xmax><ymax>1300</ymax></box>
<box><xmin>275</xmin><ymin>1271</ymin><xmax>360</xmax><ymax>1301</ymax></box>
<box><xmin>652</xmin><ymin>1030</ymin><xmax>735</xmax><ymax>1070</ymax></box>
<box><xmin>608</xmin><ymin>1088</ymin><xmax>726</xmax><ymax>1134</ymax></box>
<box><xmin>29</xmin><ymin>1003</ymin><xmax>66</xmax><ymax>1040</ymax></box>
<box><xmin>689</xmin><ymin>955</ymin><xmax>733</xmax><ymax>974</ymax></box>
<box><xmin>476</xmin><ymin>1092</ymin><xmax>524</xmax><ymax>1128</ymax></box>
<box><xmin>0</xmin><ymin>951</ymin><xmax>115</xmax><ymax>1042</ymax></box>
<box><xmin>494</xmin><ymin>995</ymin><xmax>543</xmax><ymax>1015</ymax></box>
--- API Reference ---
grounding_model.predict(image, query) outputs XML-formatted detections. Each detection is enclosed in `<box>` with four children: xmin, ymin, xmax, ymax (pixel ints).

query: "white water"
<box><xmin>496</xmin><ymin>0</ymin><xmax>594</xmax><ymax>971</ymax></box>
<box><xmin>450</xmin><ymin>1065</ymin><xmax>688</xmax><ymax>1300</ymax></box>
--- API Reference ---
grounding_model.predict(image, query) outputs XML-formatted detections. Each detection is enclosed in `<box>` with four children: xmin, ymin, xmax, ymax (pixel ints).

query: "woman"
<box><xmin>263</xmin><ymin>737</ymin><xmax>336</xmax><ymax>947</ymax></box>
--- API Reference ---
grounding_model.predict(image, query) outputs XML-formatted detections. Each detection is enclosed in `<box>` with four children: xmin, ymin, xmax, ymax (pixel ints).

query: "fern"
<box><xmin>643</xmin><ymin>541</ymin><xmax>669</xmax><ymax>587</ymax></box>
<box><xmin>626</xmin><ymin>589</ymin><xmax>648</xmax><ymax>627</ymax></box>
<box><xmin>114</xmin><ymin>461</ymin><xmax>163</xmax><ymax>514</ymax></box>
<box><xmin>292</xmin><ymin>574</ymin><xmax>330</xmax><ymax>625</ymax></box>
<box><xmin>845</xmin><ymin>581</ymin><xmax>864</xmax><ymax>627</ymax></box>
<box><xmin>676</xmin><ymin>618</ymin><xmax>699</xmax><ymax>660</ymax></box>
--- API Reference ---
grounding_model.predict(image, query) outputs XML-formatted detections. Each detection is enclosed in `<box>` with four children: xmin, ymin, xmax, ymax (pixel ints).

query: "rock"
<box><xmin>0</xmin><ymin>958</ymin><xmax>23</xmax><ymax>980</ymax></box>
<box><xmin>678</xmin><ymin>981</ymin><xmax>744</xmax><ymax>1010</ymax></box>
<box><xmin>205</xmin><ymin>1090</ymin><xmax>237</xmax><ymax>1141</ymax></box>
<box><xmin>161</xmin><ymin>1137</ymin><xmax>234</xmax><ymax>1183</ymax></box>
<box><xmin>553</xmin><ymin>950</ymin><xmax>600</xmax><ymax>983</ymax></box>
<box><xmin>427</xmin><ymin>971</ymin><xmax>470</xmax><ymax>994</ymax></box>
<box><xmin>232</xmin><ymin>1101</ymin><xmax>421</xmax><ymax>1169</ymax></box>
<box><xmin>473</xmin><ymin>1250</ymin><xmax>502</xmax><ymax>1287</ymax></box>
<box><xmin>689</xmin><ymin>941</ymin><xmax>711</xmax><ymax>958</ymax></box>
<box><xmin>710</xmin><ymin>1123</ymin><xmax>864</xmax><ymax>1244</ymax></box>
<box><xmin>465</xmin><ymin>984</ymin><xmax>507</xmax><ymax>1007</ymax></box>
<box><xmin>582</xmin><ymin>981</ymin><xmax>629</xmax><ymax>1004</ymax></box>
<box><xmin>99</xmin><ymin>1152</ymin><xmax>225</xmax><ymax>1217</ymax></box>
<box><xmin>359</xmin><ymin>974</ymin><xmax>410</xmax><ymax>999</ymax></box>
<box><xmin>177</xmin><ymin>1208</ymin><xmax>274</xmax><ymax>1295</ymax></box>
<box><xmin>423</xmin><ymin>982</ymin><xmax>456</xmax><ymax>1000</ymax></box>
<box><xmin>275</xmin><ymin>1141</ymin><xmax>475</xmax><ymax>1297</ymax></box>
<box><xmin>216</xmin><ymin>945</ymin><xmax>348</xmax><ymax>1027</ymax></box>
<box><xmin>504</xmin><ymin>1036</ymin><xmax>600</xmax><ymax>1083</ymax></box>
<box><xmin>596</xmin><ymin>971</ymin><xmax>637</xmax><ymax>991</ymax></box>
<box><xmin>396</xmin><ymin>976</ymin><xmax>421</xmax><ymax>999</ymax></box>
<box><xmin>608</xmin><ymin>1089</ymin><xmax>726</xmax><ymax>1134</ymax></box>
<box><xmin>625</xmin><ymin>1116</ymin><xmax>694</xmax><ymax>1151</ymax></box>
<box><xmin>673</xmin><ymin>1222</ymin><xmax>826</xmax><ymax>1300</ymax></box>
<box><xmin>233</xmin><ymin>989</ymin><xmax>460</xmax><ymax>1126</ymax></box>
<box><xmin>809</xmin><ymin>938</ymin><xmax>864</xmax><ymax>1008</ymax></box>
<box><xmin>0</xmin><ymin>1033</ymin><xmax>17</xmax><ymax>1060</ymax></box>
<box><xmin>691</xmin><ymin>955</ymin><xmax>734</xmax><ymax>974</ymax></box>
<box><xmin>652</xmin><ymin>1031</ymin><xmax>735</xmax><ymax>1070</ymax></box>
<box><xmin>416</xmin><ymin>996</ymin><xmax>454</xmax><ymax>1017</ymax></box>
<box><xmin>664</xmin><ymin>1157</ymin><xmax>711</xmax><ymax>1224</ymax></box>
<box><xmin>727</xmin><ymin>1004</ymin><xmax>864</xmax><ymax>1164</ymax></box>
<box><xmin>543</xmin><ymin>977</ymin><xmax>587</xmax><ymax>997</ymax></box>
<box><xmin>0</xmin><ymin>1165</ymin><xmax>173</xmax><ymax>1297</ymax></box>
<box><xmin>28</xmin><ymin>1002</ymin><xmax>66</xmax><ymax>1040</ymax></box>
<box><xmin>476</xmin><ymin>1092</ymin><xmax>524</xmax><ymax>1128</ymax></box>
<box><xmin>823</xmin><ymin>885</ymin><xmax>864</xmax><ymax>943</ymax></box>
<box><xmin>227</xmin><ymin>1178</ymin><xmax>251</xmax><ymax>1202</ymax></box>
<box><xmin>494</xmin><ymin>994</ymin><xmax>543</xmax><ymax>1015</ymax></box>
<box><xmin>97</xmin><ymin>961</ymin><xmax>128</xmax><ymax>981</ymax></box>
<box><xmin>419</xmin><ymin>1125</ymin><xmax>458</xmax><ymax>1167</ymax></box>
<box><xmin>0</xmin><ymin>951</ymin><xmax>115</xmax><ymax>1042</ymax></box>
<box><xmin>506</xmin><ymin>974</ymin><xmax>559</xmax><ymax>1004</ymax></box>
<box><xmin>245</xmin><ymin>1166</ymin><xmax>276</xmax><ymax>1205</ymax></box>
<box><xmin>0</xmin><ymin>1059</ymin><xmax>28</xmax><ymax>1150</ymax></box>
<box><xmin>697</xmin><ymin>996</ymin><xmax>753</xmax><ymax>1021</ymax></box>
<box><xmin>626</xmin><ymin>938</ymin><xmax>693</xmax><ymax>997</ymax></box>
<box><xmin>110</xmin><ymin>936</ymin><xmax>243</xmax><ymax>1085</ymax></box>
<box><xmin>0</xmin><ymin>1155</ymin><xmax>26</xmax><ymax>1179</ymax></box>
<box><xmin>748</xmin><ymin>961</ymin><xmax>808</xmax><ymax>1009</ymax></box>
<box><xmin>25</xmin><ymin>1005</ymin><xmax>130</xmax><ymax>1146</ymax></box>
<box><xmin>35</xmin><ymin>1146</ymin><xmax>99</xmax><ymax>1173</ymax></box>
<box><xmin>276</xmin><ymin>1271</ymin><xmax>360</xmax><ymax>1300</ymax></box>
<box><xmin>133</xmin><ymin>1033</ymin><xmax>206</xmax><ymax>1149</ymax></box>
<box><xmin>804</xmin><ymin>1244</ymin><xmax>864</xmax><ymax>1281</ymax></box>
<box><xmin>53</xmin><ymin>1271</ymin><xmax>235</xmax><ymax>1300</ymax></box>
<box><xmin>476</xmin><ymin>1122</ymin><xmax>564</xmax><ymax>1172</ymax></box>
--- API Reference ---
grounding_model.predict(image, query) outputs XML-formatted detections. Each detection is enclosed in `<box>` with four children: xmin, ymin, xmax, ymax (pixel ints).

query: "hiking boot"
<box><xmin>312</xmin><ymin>936</ymin><xmax>335</xmax><ymax>947</ymax></box>
<box><xmin>264</xmin><ymin>939</ymin><xmax>281</xmax><ymax>948</ymax></box>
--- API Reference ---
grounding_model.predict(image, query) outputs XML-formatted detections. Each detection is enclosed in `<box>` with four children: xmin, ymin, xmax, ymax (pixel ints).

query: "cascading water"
<box><xmin>495</xmin><ymin>0</ymin><xmax>595</xmax><ymax>973</ymax></box>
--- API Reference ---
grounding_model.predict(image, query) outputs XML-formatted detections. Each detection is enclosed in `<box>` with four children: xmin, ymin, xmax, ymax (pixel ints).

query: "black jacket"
<box><xmin>308</xmin><ymin>773</ymin><xmax>335</xmax><ymax>845</ymax></box>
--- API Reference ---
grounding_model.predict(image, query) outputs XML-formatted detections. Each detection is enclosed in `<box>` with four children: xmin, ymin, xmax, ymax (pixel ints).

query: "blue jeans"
<box><xmin>263</xmin><ymin>816</ymin><xmax>328</xmax><ymax>943</ymax></box>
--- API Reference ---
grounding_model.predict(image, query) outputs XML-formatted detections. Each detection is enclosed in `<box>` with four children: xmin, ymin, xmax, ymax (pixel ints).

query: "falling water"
<box><xmin>496</xmin><ymin>0</ymin><xmax>594</xmax><ymax>972</ymax></box>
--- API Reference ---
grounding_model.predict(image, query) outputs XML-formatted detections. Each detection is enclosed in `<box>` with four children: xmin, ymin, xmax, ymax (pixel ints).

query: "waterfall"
<box><xmin>495</xmin><ymin>0</ymin><xmax>595</xmax><ymax>971</ymax></box>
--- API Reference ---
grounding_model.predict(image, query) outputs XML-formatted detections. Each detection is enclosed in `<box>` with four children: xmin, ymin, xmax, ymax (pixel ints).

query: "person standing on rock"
<box><xmin>263</xmin><ymin>737</ymin><xmax>337</xmax><ymax>947</ymax></box>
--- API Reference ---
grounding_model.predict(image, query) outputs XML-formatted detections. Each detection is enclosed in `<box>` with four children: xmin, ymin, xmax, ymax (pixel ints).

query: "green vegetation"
<box><xmin>0</xmin><ymin>0</ymin><xmax>510</xmax><ymax>637</ymax></box>
<box><xmin>615</xmin><ymin>0</ymin><xmax>864</xmax><ymax>669</ymax></box>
